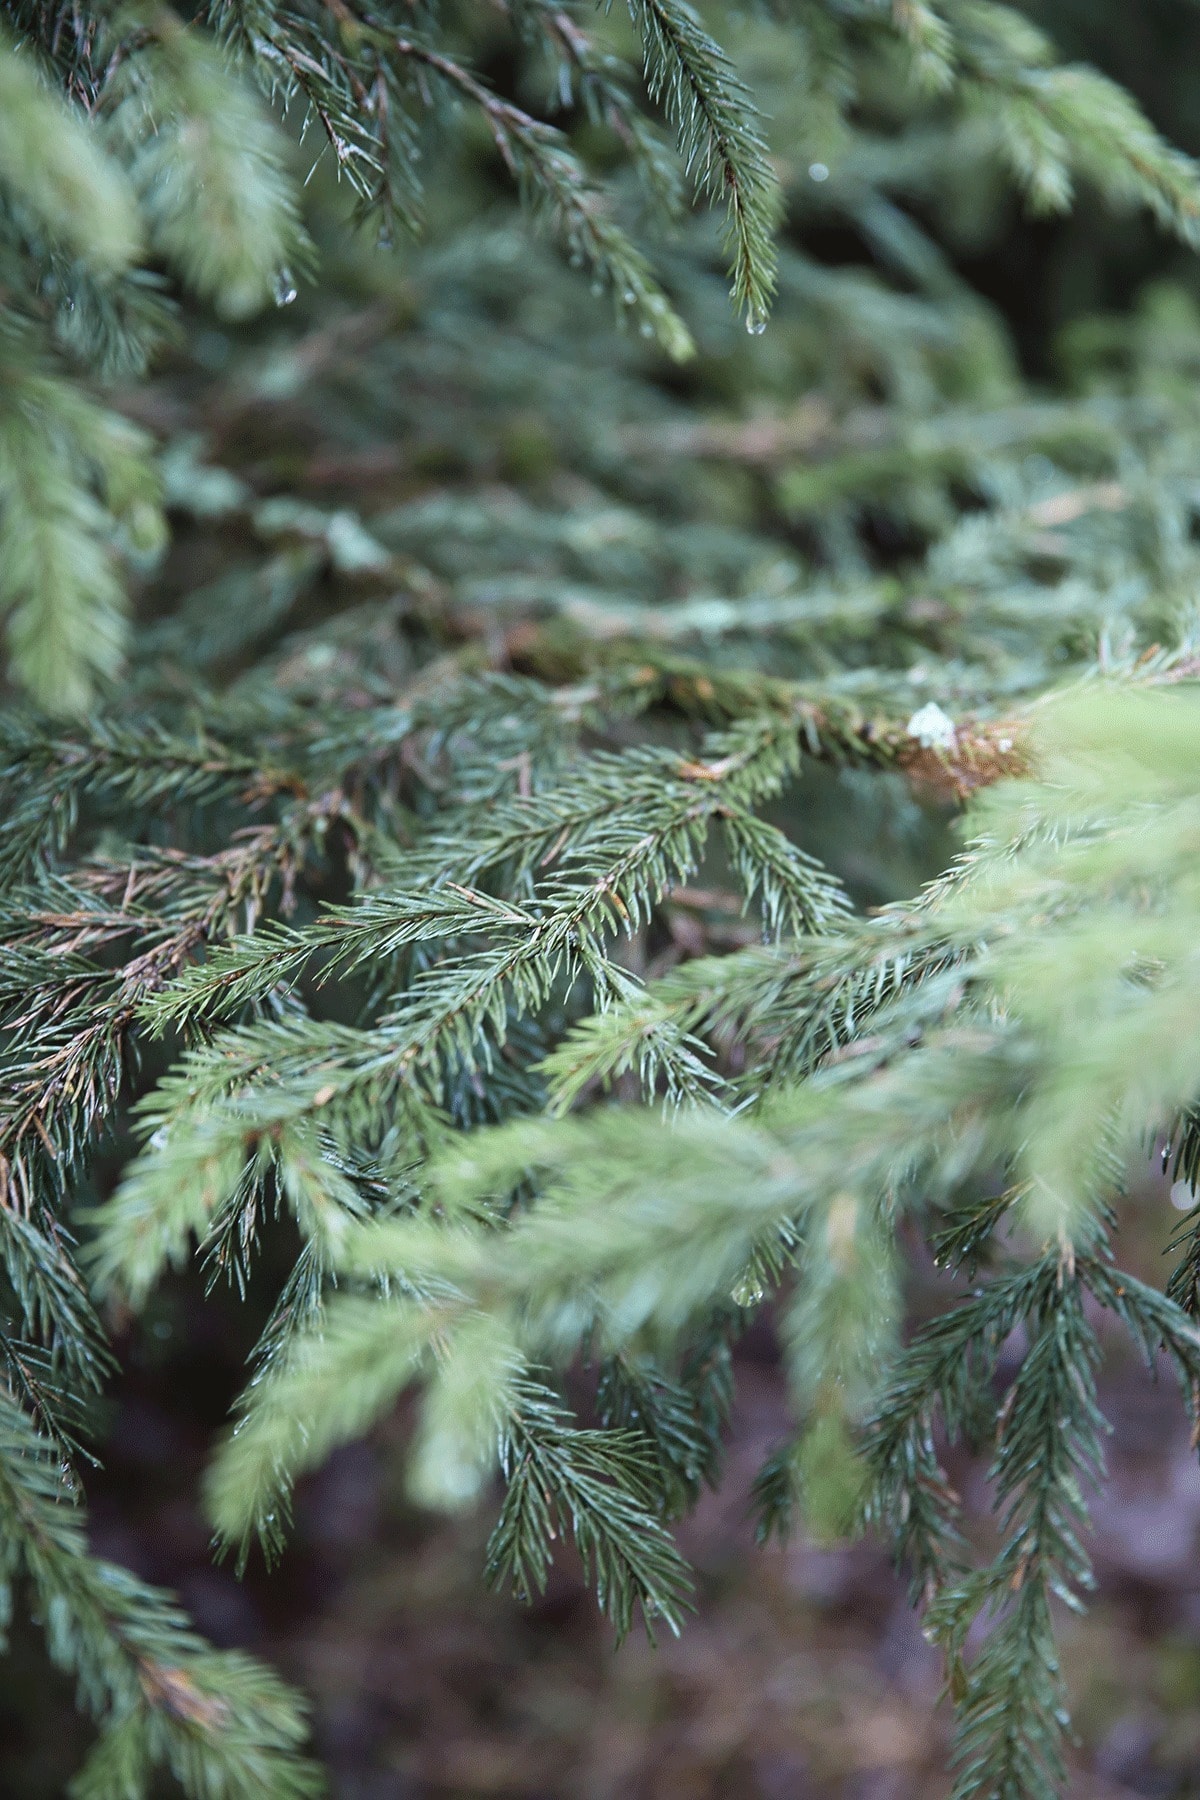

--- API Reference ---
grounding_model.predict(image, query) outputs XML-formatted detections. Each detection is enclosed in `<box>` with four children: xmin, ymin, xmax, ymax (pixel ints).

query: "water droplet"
<box><xmin>590</xmin><ymin>280</ymin><xmax>604</xmax><ymax>297</ymax></box>
<box><xmin>746</xmin><ymin>313</ymin><xmax>767</xmax><ymax>336</ymax></box>
<box><xmin>731</xmin><ymin>1271</ymin><xmax>766</xmax><ymax>1307</ymax></box>
<box><xmin>377</xmin><ymin>224</ymin><xmax>394</xmax><ymax>251</ymax></box>
<box><xmin>1172</xmin><ymin>1179</ymin><xmax>1195</xmax><ymax>1211</ymax></box>
<box><xmin>808</xmin><ymin>161</ymin><xmax>830</xmax><ymax>182</ymax></box>
<box><xmin>272</xmin><ymin>268</ymin><xmax>298</xmax><ymax>307</ymax></box>
<box><xmin>622</xmin><ymin>289</ymin><xmax>637</xmax><ymax>305</ymax></box>
<box><xmin>639</xmin><ymin>321</ymin><xmax>654</xmax><ymax>337</ymax></box>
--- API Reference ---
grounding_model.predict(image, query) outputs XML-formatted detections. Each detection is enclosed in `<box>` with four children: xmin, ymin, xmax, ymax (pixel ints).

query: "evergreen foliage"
<box><xmin>7</xmin><ymin>0</ymin><xmax>1200</xmax><ymax>1793</ymax></box>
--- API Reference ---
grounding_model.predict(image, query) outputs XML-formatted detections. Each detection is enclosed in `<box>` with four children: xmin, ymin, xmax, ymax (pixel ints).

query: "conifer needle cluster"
<box><xmin>6</xmin><ymin>1</ymin><xmax>1200</xmax><ymax>1795</ymax></box>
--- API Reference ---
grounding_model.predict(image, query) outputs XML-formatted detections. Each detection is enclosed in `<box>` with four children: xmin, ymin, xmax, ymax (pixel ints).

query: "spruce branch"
<box><xmin>0</xmin><ymin>27</ymin><xmax>140</xmax><ymax>269</ymax></box>
<box><xmin>623</xmin><ymin>0</ymin><xmax>780</xmax><ymax>325</ymax></box>
<box><xmin>0</xmin><ymin>1391</ymin><xmax>321</xmax><ymax>1798</ymax></box>
<box><xmin>99</xmin><ymin>9</ymin><xmax>312</xmax><ymax>319</ymax></box>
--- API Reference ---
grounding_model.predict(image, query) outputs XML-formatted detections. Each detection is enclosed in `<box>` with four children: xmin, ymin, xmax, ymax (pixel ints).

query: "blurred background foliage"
<box><xmin>9</xmin><ymin>0</ymin><xmax>1200</xmax><ymax>1792</ymax></box>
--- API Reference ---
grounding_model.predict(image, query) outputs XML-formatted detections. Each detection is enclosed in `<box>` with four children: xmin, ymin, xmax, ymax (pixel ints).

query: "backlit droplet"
<box><xmin>808</xmin><ymin>161</ymin><xmax>830</xmax><ymax>182</ymax></box>
<box><xmin>272</xmin><ymin>268</ymin><xmax>298</xmax><ymax>307</ymax></box>
<box><xmin>746</xmin><ymin>313</ymin><xmax>767</xmax><ymax>336</ymax></box>
<box><xmin>731</xmin><ymin>1270</ymin><xmax>766</xmax><ymax>1307</ymax></box>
